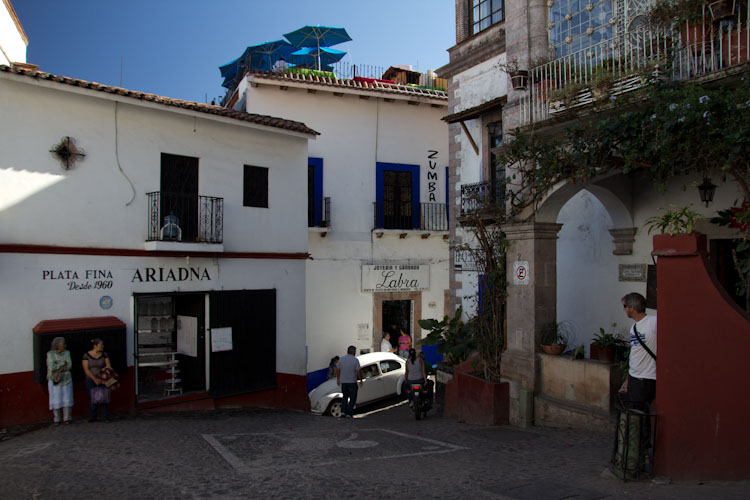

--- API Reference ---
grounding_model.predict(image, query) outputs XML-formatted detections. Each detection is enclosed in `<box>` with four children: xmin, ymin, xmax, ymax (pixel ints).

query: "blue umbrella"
<box><xmin>219</xmin><ymin>40</ymin><xmax>295</xmax><ymax>88</ymax></box>
<box><xmin>290</xmin><ymin>47</ymin><xmax>346</xmax><ymax>70</ymax></box>
<box><xmin>284</xmin><ymin>26</ymin><xmax>352</xmax><ymax>70</ymax></box>
<box><xmin>245</xmin><ymin>40</ymin><xmax>295</xmax><ymax>71</ymax></box>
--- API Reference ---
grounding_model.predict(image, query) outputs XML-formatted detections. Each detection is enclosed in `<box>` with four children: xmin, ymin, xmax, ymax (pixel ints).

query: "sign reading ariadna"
<box><xmin>362</xmin><ymin>264</ymin><xmax>430</xmax><ymax>292</ymax></box>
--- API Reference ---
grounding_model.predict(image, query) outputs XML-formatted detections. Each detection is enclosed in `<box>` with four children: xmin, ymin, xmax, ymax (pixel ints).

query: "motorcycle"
<box><xmin>407</xmin><ymin>379</ymin><xmax>433</xmax><ymax>420</ymax></box>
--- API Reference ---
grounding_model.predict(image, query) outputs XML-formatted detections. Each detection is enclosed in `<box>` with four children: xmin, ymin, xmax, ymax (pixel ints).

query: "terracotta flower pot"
<box><xmin>590</xmin><ymin>344</ymin><xmax>615</xmax><ymax>363</ymax></box>
<box><xmin>542</xmin><ymin>344</ymin><xmax>566</xmax><ymax>355</ymax></box>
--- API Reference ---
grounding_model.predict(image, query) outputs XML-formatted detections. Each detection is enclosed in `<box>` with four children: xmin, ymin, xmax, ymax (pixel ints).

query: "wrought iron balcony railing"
<box><xmin>373</xmin><ymin>201</ymin><xmax>448</xmax><ymax>231</ymax></box>
<box><xmin>460</xmin><ymin>181</ymin><xmax>505</xmax><ymax>217</ymax></box>
<box><xmin>147</xmin><ymin>192</ymin><xmax>223</xmax><ymax>243</ymax></box>
<box><xmin>520</xmin><ymin>2</ymin><xmax>750</xmax><ymax>126</ymax></box>
<box><xmin>309</xmin><ymin>197</ymin><xmax>331</xmax><ymax>228</ymax></box>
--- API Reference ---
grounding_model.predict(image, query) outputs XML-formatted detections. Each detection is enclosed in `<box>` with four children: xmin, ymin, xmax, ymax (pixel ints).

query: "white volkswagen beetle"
<box><xmin>309</xmin><ymin>352</ymin><xmax>406</xmax><ymax>417</ymax></box>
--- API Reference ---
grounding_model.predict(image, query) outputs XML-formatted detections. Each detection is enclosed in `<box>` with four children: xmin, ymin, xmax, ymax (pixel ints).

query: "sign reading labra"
<box><xmin>362</xmin><ymin>264</ymin><xmax>429</xmax><ymax>292</ymax></box>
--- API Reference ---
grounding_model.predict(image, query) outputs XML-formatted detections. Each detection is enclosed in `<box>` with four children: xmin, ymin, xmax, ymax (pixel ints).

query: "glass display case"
<box><xmin>135</xmin><ymin>296</ymin><xmax>181</xmax><ymax>400</ymax></box>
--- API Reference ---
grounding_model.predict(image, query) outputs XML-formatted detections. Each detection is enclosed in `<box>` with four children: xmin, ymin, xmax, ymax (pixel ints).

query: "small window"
<box><xmin>243</xmin><ymin>165</ymin><xmax>268</xmax><ymax>208</ymax></box>
<box><xmin>472</xmin><ymin>0</ymin><xmax>504</xmax><ymax>35</ymax></box>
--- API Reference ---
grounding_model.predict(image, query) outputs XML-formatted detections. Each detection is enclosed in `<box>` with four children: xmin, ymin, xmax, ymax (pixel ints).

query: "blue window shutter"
<box><xmin>376</xmin><ymin>162</ymin><xmax>420</xmax><ymax>229</ymax></box>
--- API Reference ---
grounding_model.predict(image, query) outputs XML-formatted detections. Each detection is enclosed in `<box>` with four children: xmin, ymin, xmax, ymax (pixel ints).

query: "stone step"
<box><xmin>534</xmin><ymin>394</ymin><xmax>617</xmax><ymax>432</ymax></box>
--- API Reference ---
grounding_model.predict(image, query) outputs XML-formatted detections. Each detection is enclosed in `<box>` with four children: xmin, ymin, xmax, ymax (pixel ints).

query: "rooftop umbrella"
<box><xmin>284</xmin><ymin>26</ymin><xmax>351</xmax><ymax>70</ymax></box>
<box><xmin>245</xmin><ymin>40</ymin><xmax>295</xmax><ymax>71</ymax></box>
<box><xmin>290</xmin><ymin>47</ymin><xmax>346</xmax><ymax>70</ymax></box>
<box><xmin>218</xmin><ymin>40</ymin><xmax>295</xmax><ymax>88</ymax></box>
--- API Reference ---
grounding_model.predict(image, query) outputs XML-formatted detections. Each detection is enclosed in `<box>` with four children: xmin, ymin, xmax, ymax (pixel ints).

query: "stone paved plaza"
<box><xmin>1</xmin><ymin>404</ymin><xmax>748</xmax><ymax>499</ymax></box>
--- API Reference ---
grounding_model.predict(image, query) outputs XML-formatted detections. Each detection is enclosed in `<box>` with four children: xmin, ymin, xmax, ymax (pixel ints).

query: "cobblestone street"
<box><xmin>2</xmin><ymin>405</ymin><xmax>748</xmax><ymax>499</ymax></box>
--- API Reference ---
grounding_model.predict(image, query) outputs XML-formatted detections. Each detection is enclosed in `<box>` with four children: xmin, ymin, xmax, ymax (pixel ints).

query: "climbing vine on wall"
<box><xmin>495</xmin><ymin>71</ymin><xmax>750</xmax><ymax>310</ymax></box>
<box><xmin>497</xmin><ymin>72</ymin><xmax>750</xmax><ymax>219</ymax></box>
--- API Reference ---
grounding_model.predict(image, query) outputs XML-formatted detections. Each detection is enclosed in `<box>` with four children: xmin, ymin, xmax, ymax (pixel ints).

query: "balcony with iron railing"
<box><xmin>459</xmin><ymin>181</ymin><xmax>505</xmax><ymax>221</ymax></box>
<box><xmin>146</xmin><ymin>192</ymin><xmax>223</xmax><ymax>249</ymax></box>
<box><xmin>309</xmin><ymin>197</ymin><xmax>331</xmax><ymax>236</ymax></box>
<box><xmin>519</xmin><ymin>2</ymin><xmax>750</xmax><ymax>126</ymax></box>
<box><xmin>372</xmin><ymin>201</ymin><xmax>449</xmax><ymax>235</ymax></box>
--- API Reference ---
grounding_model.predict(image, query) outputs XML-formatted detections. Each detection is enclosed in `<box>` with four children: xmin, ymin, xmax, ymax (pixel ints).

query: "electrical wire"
<box><xmin>114</xmin><ymin>101</ymin><xmax>137</xmax><ymax>206</ymax></box>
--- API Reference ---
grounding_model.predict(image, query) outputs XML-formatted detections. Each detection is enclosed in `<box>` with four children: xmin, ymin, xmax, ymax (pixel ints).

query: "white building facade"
<box><xmin>0</xmin><ymin>64</ymin><xmax>317</xmax><ymax>426</ymax></box>
<box><xmin>229</xmin><ymin>72</ymin><xmax>450</xmax><ymax>388</ymax></box>
<box><xmin>0</xmin><ymin>0</ymin><xmax>26</xmax><ymax>66</ymax></box>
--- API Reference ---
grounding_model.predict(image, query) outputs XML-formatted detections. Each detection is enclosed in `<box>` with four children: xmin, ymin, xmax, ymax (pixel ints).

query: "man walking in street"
<box><xmin>620</xmin><ymin>292</ymin><xmax>657</xmax><ymax>408</ymax></box>
<box><xmin>335</xmin><ymin>345</ymin><xmax>363</xmax><ymax>418</ymax></box>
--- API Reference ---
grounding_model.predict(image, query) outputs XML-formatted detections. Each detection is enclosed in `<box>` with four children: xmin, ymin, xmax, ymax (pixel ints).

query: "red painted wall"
<box><xmin>443</xmin><ymin>356</ymin><xmax>509</xmax><ymax>425</ymax></box>
<box><xmin>0</xmin><ymin>369</ymin><xmax>308</xmax><ymax>428</ymax></box>
<box><xmin>653</xmin><ymin>233</ymin><xmax>750</xmax><ymax>480</ymax></box>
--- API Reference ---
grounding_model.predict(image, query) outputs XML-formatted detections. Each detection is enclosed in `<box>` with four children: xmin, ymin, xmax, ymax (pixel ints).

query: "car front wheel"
<box><xmin>327</xmin><ymin>399</ymin><xmax>343</xmax><ymax>418</ymax></box>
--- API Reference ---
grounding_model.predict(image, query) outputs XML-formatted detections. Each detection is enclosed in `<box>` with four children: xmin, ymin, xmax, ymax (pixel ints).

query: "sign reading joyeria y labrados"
<box><xmin>361</xmin><ymin>264</ymin><xmax>430</xmax><ymax>293</ymax></box>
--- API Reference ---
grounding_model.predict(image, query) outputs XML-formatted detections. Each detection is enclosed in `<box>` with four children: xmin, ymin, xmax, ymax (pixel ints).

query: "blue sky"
<box><xmin>12</xmin><ymin>0</ymin><xmax>455</xmax><ymax>103</ymax></box>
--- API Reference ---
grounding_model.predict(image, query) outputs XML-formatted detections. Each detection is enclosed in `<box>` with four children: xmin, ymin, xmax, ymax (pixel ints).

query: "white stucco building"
<box><xmin>0</xmin><ymin>63</ymin><xmax>318</xmax><ymax>427</ymax></box>
<box><xmin>0</xmin><ymin>0</ymin><xmax>26</xmax><ymax>66</ymax></box>
<box><xmin>227</xmin><ymin>70</ymin><xmax>450</xmax><ymax>388</ymax></box>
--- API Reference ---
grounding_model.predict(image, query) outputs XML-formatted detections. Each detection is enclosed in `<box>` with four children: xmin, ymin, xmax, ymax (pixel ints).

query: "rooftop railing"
<box><xmin>519</xmin><ymin>2</ymin><xmax>750</xmax><ymax>126</ymax></box>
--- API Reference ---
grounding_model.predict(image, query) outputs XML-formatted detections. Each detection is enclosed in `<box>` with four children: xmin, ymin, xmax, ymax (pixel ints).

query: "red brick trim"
<box><xmin>0</xmin><ymin>244</ymin><xmax>310</xmax><ymax>260</ymax></box>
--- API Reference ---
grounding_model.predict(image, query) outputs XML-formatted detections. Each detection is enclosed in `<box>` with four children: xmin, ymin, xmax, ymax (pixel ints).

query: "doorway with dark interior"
<box><xmin>161</xmin><ymin>153</ymin><xmax>199</xmax><ymax>242</ymax></box>
<box><xmin>382</xmin><ymin>300</ymin><xmax>412</xmax><ymax>355</ymax></box>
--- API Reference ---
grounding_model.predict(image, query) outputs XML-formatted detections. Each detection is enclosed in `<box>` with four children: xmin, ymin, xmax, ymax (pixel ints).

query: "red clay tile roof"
<box><xmin>0</xmin><ymin>64</ymin><xmax>319</xmax><ymax>136</ymax></box>
<box><xmin>246</xmin><ymin>70</ymin><xmax>448</xmax><ymax>101</ymax></box>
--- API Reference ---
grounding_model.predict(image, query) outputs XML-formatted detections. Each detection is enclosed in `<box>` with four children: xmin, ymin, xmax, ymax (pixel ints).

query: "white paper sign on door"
<box><xmin>211</xmin><ymin>327</ymin><xmax>233</xmax><ymax>352</ymax></box>
<box><xmin>176</xmin><ymin>315</ymin><xmax>198</xmax><ymax>357</ymax></box>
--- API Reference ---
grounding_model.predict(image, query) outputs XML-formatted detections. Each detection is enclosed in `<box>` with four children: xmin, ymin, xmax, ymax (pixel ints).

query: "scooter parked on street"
<box><xmin>408</xmin><ymin>379</ymin><xmax>434</xmax><ymax>420</ymax></box>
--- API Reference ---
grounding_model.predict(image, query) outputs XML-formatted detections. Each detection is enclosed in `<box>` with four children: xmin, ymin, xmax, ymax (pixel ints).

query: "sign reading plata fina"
<box><xmin>362</xmin><ymin>264</ymin><xmax>430</xmax><ymax>292</ymax></box>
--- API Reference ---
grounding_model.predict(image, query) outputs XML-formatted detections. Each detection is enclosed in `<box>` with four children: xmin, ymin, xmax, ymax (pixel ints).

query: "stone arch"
<box><xmin>535</xmin><ymin>174</ymin><xmax>635</xmax><ymax>255</ymax></box>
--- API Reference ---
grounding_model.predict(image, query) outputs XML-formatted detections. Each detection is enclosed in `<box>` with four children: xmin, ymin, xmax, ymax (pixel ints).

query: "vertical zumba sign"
<box><xmin>427</xmin><ymin>150</ymin><xmax>438</xmax><ymax>202</ymax></box>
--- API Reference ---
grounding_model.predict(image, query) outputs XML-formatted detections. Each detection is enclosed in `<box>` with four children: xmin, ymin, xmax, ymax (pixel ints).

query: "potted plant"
<box><xmin>418</xmin><ymin>306</ymin><xmax>476</xmax><ymax>366</ymax></box>
<box><xmin>547</xmin><ymin>81</ymin><xmax>586</xmax><ymax>112</ymax></box>
<box><xmin>645</xmin><ymin>204</ymin><xmax>703</xmax><ymax>235</ymax></box>
<box><xmin>708</xmin><ymin>0</ymin><xmax>735</xmax><ymax>21</ymax></box>
<box><xmin>500</xmin><ymin>58</ymin><xmax>530</xmax><ymax>91</ymax></box>
<box><xmin>419</xmin><ymin>307</ymin><xmax>477</xmax><ymax>415</ymax></box>
<box><xmin>510</xmin><ymin>69</ymin><xmax>530</xmax><ymax>91</ymax></box>
<box><xmin>590</xmin><ymin>323</ymin><xmax>628</xmax><ymax>363</ymax></box>
<box><xmin>589</xmin><ymin>61</ymin><xmax>620</xmax><ymax>102</ymax></box>
<box><xmin>540</xmin><ymin>320</ymin><xmax>573</xmax><ymax>355</ymax></box>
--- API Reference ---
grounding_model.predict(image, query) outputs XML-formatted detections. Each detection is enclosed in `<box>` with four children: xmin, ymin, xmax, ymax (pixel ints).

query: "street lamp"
<box><xmin>698</xmin><ymin>177</ymin><xmax>717</xmax><ymax>207</ymax></box>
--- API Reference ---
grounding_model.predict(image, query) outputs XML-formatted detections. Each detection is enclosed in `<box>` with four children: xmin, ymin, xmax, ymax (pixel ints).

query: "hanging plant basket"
<box><xmin>510</xmin><ymin>70</ymin><xmax>529</xmax><ymax>90</ymax></box>
<box><xmin>708</xmin><ymin>0</ymin><xmax>735</xmax><ymax>21</ymax></box>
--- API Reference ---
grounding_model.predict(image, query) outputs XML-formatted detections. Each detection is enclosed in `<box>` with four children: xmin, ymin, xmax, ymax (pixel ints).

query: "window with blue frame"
<box><xmin>308</xmin><ymin>158</ymin><xmax>323</xmax><ymax>227</ymax></box>
<box><xmin>548</xmin><ymin>0</ymin><xmax>614</xmax><ymax>58</ymax></box>
<box><xmin>375</xmin><ymin>163</ymin><xmax>420</xmax><ymax>230</ymax></box>
<box><xmin>472</xmin><ymin>0</ymin><xmax>505</xmax><ymax>35</ymax></box>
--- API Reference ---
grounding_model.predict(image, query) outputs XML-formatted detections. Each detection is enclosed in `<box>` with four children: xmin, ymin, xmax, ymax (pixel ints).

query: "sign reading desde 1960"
<box><xmin>42</xmin><ymin>269</ymin><xmax>114</xmax><ymax>291</ymax></box>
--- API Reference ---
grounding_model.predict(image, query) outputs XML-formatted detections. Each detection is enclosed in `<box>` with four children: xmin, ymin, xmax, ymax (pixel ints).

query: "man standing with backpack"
<box><xmin>620</xmin><ymin>292</ymin><xmax>657</xmax><ymax>407</ymax></box>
